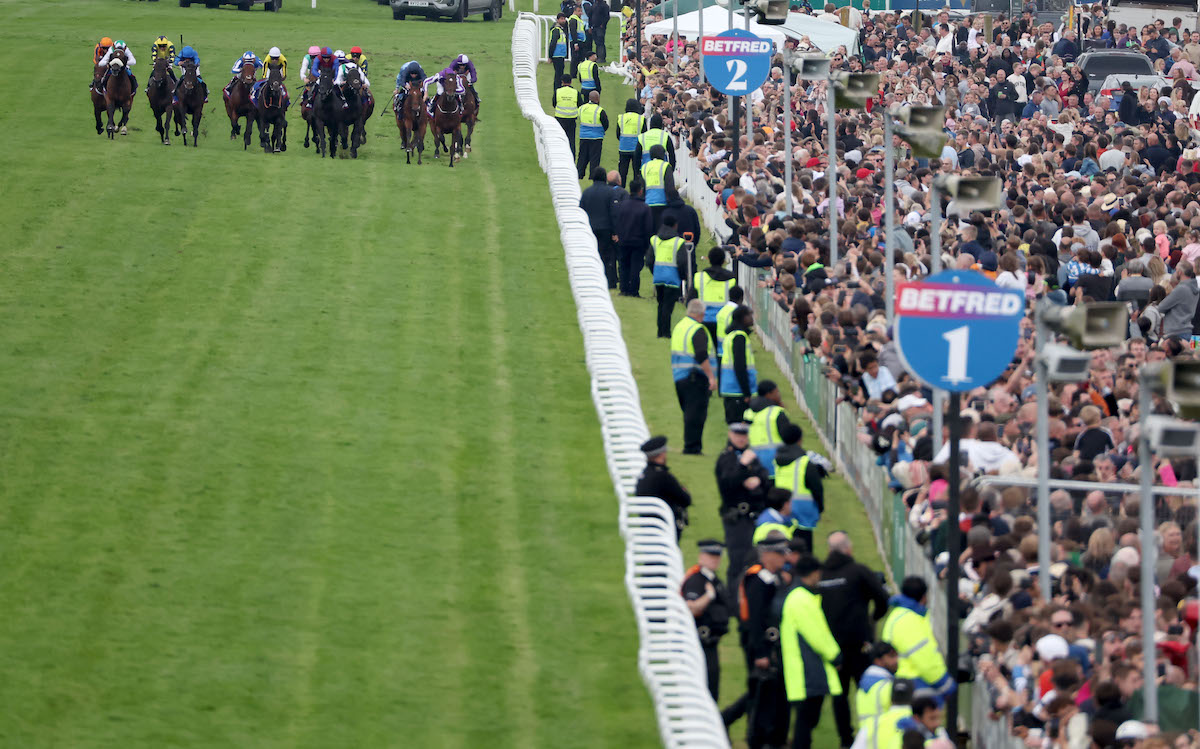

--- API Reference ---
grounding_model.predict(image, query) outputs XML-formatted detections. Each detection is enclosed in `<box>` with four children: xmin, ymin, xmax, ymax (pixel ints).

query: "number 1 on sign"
<box><xmin>726</xmin><ymin>59</ymin><xmax>748</xmax><ymax>91</ymax></box>
<box><xmin>943</xmin><ymin>325</ymin><xmax>970</xmax><ymax>384</ymax></box>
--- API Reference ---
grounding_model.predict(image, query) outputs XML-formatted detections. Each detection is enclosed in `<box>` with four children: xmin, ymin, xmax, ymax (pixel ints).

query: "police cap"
<box><xmin>756</xmin><ymin>530</ymin><xmax>789</xmax><ymax>553</ymax></box>
<box><xmin>697</xmin><ymin>538</ymin><xmax>725</xmax><ymax>555</ymax></box>
<box><xmin>729</xmin><ymin>422</ymin><xmax>750</xmax><ymax>434</ymax></box>
<box><xmin>641</xmin><ymin>436</ymin><xmax>668</xmax><ymax>457</ymax></box>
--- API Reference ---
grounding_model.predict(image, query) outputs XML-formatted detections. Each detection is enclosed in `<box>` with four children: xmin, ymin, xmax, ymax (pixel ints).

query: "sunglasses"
<box><xmin>1052</xmin><ymin>620</ymin><xmax>1072</xmax><ymax>628</ymax></box>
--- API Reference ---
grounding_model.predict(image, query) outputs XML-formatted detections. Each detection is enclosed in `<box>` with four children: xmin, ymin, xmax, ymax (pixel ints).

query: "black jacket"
<box><xmin>714</xmin><ymin>440</ymin><xmax>769</xmax><ymax>515</ymax></box>
<box><xmin>634</xmin><ymin>462</ymin><xmax>691</xmax><ymax>530</ymax></box>
<box><xmin>616</xmin><ymin>195</ymin><xmax>654</xmax><ymax>248</ymax></box>
<box><xmin>580</xmin><ymin>180</ymin><xmax>620</xmax><ymax>232</ymax></box>
<box><xmin>816</xmin><ymin>550</ymin><xmax>890</xmax><ymax>645</ymax></box>
<box><xmin>739</xmin><ymin>565</ymin><xmax>781</xmax><ymax>660</ymax></box>
<box><xmin>587</xmin><ymin>0</ymin><xmax>610</xmax><ymax>30</ymax></box>
<box><xmin>661</xmin><ymin>197</ymin><xmax>702</xmax><ymax>244</ymax></box>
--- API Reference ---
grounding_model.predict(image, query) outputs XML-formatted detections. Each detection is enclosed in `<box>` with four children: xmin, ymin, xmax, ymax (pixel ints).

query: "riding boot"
<box><xmin>130</xmin><ymin>73</ymin><xmax>137</xmax><ymax>91</ymax></box>
<box><xmin>201</xmin><ymin>81</ymin><xmax>209</xmax><ymax>102</ymax></box>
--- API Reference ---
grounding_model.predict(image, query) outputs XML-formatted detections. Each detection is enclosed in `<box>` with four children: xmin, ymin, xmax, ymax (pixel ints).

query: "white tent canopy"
<box><xmin>642</xmin><ymin>6</ymin><xmax>788</xmax><ymax>49</ymax></box>
<box><xmin>779</xmin><ymin>14</ymin><xmax>859</xmax><ymax>55</ymax></box>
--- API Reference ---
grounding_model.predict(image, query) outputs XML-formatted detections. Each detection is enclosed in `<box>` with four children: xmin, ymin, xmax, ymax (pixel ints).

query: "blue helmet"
<box><xmin>242</xmin><ymin>51</ymin><xmax>255</xmax><ymax>60</ymax></box>
<box><xmin>180</xmin><ymin>45</ymin><xmax>196</xmax><ymax>57</ymax></box>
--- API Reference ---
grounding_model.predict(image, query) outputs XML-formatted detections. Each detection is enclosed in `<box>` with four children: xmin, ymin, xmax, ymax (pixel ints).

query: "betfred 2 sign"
<box><xmin>701</xmin><ymin>28</ymin><xmax>772</xmax><ymax>96</ymax></box>
<box><xmin>894</xmin><ymin>270</ymin><xmax>1024</xmax><ymax>392</ymax></box>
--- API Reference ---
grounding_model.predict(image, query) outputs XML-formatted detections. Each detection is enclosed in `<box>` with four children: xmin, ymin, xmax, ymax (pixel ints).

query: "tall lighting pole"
<box><xmin>825</xmin><ymin>72</ymin><xmax>877</xmax><ymax>271</ymax></box>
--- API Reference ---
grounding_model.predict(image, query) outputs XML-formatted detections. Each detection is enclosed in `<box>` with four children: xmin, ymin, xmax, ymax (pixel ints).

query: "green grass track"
<box><xmin>0</xmin><ymin>1</ymin><xmax>653</xmax><ymax>747</ymax></box>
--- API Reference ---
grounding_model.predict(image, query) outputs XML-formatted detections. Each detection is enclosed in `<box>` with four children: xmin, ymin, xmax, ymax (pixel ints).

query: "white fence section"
<box><xmin>512</xmin><ymin>15</ymin><xmax>730</xmax><ymax>749</ymax></box>
<box><xmin>672</xmin><ymin>151</ymin><xmax>1020</xmax><ymax>748</ymax></box>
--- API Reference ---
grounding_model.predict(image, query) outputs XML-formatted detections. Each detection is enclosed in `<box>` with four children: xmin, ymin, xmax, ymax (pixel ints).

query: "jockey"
<box><xmin>173</xmin><ymin>45</ymin><xmax>208</xmax><ymax>101</ymax></box>
<box><xmin>308</xmin><ymin>47</ymin><xmax>347</xmax><ymax>108</ymax></box>
<box><xmin>94</xmin><ymin>37</ymin><xmax>113</xmax><ymax>65</ymax></box>
<box><xmin>393</xmin><ymin>60</ymin><xmax>425</xmax><ymax>110</ymax></box>
<box><xmin>252</xmin><ymin>47</ymin><xmax>290</xmax><ymax>108</ymax></box>
<box><xmin>97</xmin><ymin>40</ymin><xmax>137</xmax><ymax>92</ymax></box>
<box><xmin>334</xmin><ymin>49</ymin><xmax>348</xmax><ymax>69</ymax></box>
<box><xmin>424</xmin><ymin>54</ymin><xmax>479</xmax><ymax>110</ymax></box>
<box><xmin>225</xmin><ymin>50</ymin><xmax>262</xmax><ymax>97</ymax></box>
<box><xmin>151</xmin><ymin>36</ymin><xmax>177</xmax><ymax>81</ymax></box>
<box><xmin>335</xmin><ymin>61</ymin><xmax>371</xmax><ymax>105</ymax></box>
<box><xmin>347</xmin><ymin>46</ymin><xmax>368</xmax><ymax>75</ymax></box>
<box><xmin>301</xmin><ymin>45</ymin><xmax>321</xmax><ymax>83</ymax></box>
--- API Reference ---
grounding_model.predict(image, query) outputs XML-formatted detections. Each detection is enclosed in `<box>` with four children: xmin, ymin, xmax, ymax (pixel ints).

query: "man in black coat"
<box><xmin>988</xmin><ymin>69</ymin><xmax>1019</xmax><ymax>123</ymax></box>
<box><xmin>634</xmin><ymin>436</ymin><xmax>692</xmax><ymax>540</ymax></box>
<box><xmin>817</xmin><ymin>530</ymin><xmax>891</xmax><ymax>748</ymax></box>
<box><xmin>580</xmin><ymin>166</ymin><xmax>621</xmax><ymax>289</ymax></box>
<box><xmin>615</xmin><ymin>178</ymin><xmax>654</xmax><ymax>297</ymax></box>
<box><xmin>661</xmin><ymin>187</ymin><xmax>702</xmax><ymax>246</ymax></box>
<box><xmin>588</xmin><ymin>0</ymin><xmax>611</xmax><ymax>64</ymax></box>
<box><xmin>714</xmin><ymin>421</ymin><xmax>769</xmax><ymax>592</ymax></box>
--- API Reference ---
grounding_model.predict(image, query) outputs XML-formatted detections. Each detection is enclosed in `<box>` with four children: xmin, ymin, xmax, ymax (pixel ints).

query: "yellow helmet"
<box><xmin>155</xmin><ymin>36</ymin><xmax>169</xmax><ymax>45</ymax></box>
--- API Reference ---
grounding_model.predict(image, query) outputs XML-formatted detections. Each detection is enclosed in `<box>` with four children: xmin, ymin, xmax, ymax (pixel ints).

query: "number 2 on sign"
<box><xmin>726</xmin><ymin>59</ymin><xmax>748</xmax><ymax>91</ymax></box>
<box><xmin>942</xmin><ymin>325</ymin><xmax>970</xmax><ymax>384</ymax></box>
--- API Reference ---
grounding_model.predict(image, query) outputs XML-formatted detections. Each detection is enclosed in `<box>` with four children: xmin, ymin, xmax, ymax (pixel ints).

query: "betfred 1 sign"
<box><xmin>894</xmin><ymin>270</ymin><xmax>1024</xmax><ymax>392</ymax></box>
<box><xmin>701</xmin><ymin>28</ymin><xmax>772</xmax><ymax>96</ymax></box>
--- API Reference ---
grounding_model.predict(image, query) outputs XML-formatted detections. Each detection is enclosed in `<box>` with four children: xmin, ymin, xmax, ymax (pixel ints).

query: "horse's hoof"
<box><xmin>163</xmin><ymin>138</ymin><xmax>170</xmax><ymax>145</ymax></box>
<box><xmin>120</xmin><ymin>126</ymin><xmax>128</xmax><ymax>135</ymax></box>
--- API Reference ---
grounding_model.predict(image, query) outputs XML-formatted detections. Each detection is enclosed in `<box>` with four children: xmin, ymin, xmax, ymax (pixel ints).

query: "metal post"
<box><xmin>783</xmin><ymin>52</ymin><xmax>793</xmax><ymax>216</ymax></box>
<box><xmin>636</xmin><ymin>0</ymin><xmax>643</xmax><ymax>65</ymax></box>
<box><xmin>672</xmin><ymin>2</ymin><xmax>679</xmax><ymax>73</ymax></box>
<box><xmin>1035</xmin><ymin>308</ymin><xmax>1052</xmax><ymax>602</ymax></box>
<box><xmin>884</xmin><ymin>115</ymin><xmax>895</xmax><ymax>326</ymax></box>
<box><xmin>930</xmin><ymin>182</ymin><xmax>942</xmax><ymax>274</ymax></box>
<box><xmin>727</xmin><ymin>0</ymin><xmax>734</xmax><ymax>160</ymax></box>
<box><xmin>744</xmin><ymin>9</ymin><xmax>753</xmax><ymax>148</ymax></box>
<box><xmin>827</xmin><ymin>81</ymin><xmax>838</xmax><ymax>269</ymax></box>
<box><xmin>1138</xmin><ymin>370</ymin><xmax>1159</xmax><ymax>725</ymax></box>
<box><xmin>930</xmin><ymin>183</ymin><xmax>942</xmax><ymax>456</ymax></box>
<box><xmin>945</xmin><ymin>390</ymin><xmax>963</xmax><ymax>736</ymax></box>
<box><xmin>697</xmin><ymin>0</ymin><xmax>704</xmax><ymax>78</ymax></box>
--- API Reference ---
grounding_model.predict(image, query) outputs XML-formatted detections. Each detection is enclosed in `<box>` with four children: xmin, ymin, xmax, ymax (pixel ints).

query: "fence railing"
<box><xmin>673</xmin><ymin>151</ymin><xmax>1022</xmax><ymax>748</ymax></box>
<box><xmin>512</xmin><ymin>15</ymin><xmax>730</xmax><ymax>748</ymax></box>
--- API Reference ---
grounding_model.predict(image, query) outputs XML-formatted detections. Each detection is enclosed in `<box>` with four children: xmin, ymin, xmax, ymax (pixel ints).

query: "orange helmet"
<box><xmin>100</xmin><ymin>37</ymin><xmax>113</xmax><ymax>47</ymax></box>
<box><xmin>350</xmin><ymin>46</ymin><xmax>363</xmax><ymax>55</ymax></box>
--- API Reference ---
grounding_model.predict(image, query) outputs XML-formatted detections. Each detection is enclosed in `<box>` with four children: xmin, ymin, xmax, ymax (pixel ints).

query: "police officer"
<box><xmin>754</xmin><ymin>486</ymin><xmax>795</xmax><ymax>544</ymax></box>
<box><xmin>553</xmin><ymin>74</ymin><xmax>584</xmax><ymax>157</ymax></box>
<box><xmin>772</xmin><ymin>423</ymin><xmax>831</xmax><ymax>554</ymax></box>
<box><xmin>669</xmin><ymin>299</ymin><xmax>716</xmax><ymax>455</ymax></box>
<box><xmin>689</xmin><ymin>246</ymin><xmax>735</xmax><ymax>343</ymax></box>
<box><xmin>682</xmin><ymin>539</ymin><xmax>730</xmax><ymax>700</ymax></box>
<box><xmin>744</xmin><ymin>381</ymin><xmax>796</xmax><ymax>479</ymax></box>
<box><xmin>635</xmin><ymin>112</ymin><xmax>674</xmax><ymax>167</ymax></box>
<box><xmin>714</xmin><ymin>284</ymin><xmax>744</xmax><ymax>355</ymax></box>
<box><xmin>719</xmin><ymin>305</ymin><xmax>756</xmax><ymax>424</ymax></box>
<box><xmin>634</xmin><ymin>436</ymin><xmax>691</xmax><ymax>540</ymax></box>
<box><xmin>614</xmin><ymin>99</ymin><xmax>645</xmax><ymax>187</ymax></box>
<box><xmin>723</xmin><ymin>531</ymin><xmax>789</xmax><ymax>746</ymax></box>
<box><xmin>547</xmin><ymin>14</ymin><xmax>570</xmax><ymax>97</ymax></box>
<box><xmin>819</xmin><ymin>530</ymin><xmax>891</xmax><ymax>748</ymax></box>
<box><xmin>880</xmin><ymin>577</ymin><xmax>957</xmax><ymax>706</ymax></box>
<box><xmin>715</xmin><ymin>421</ymin><xmax>768</xmax><ymax>591</ymax></box>
<box><xmin>576</xmin><ymin>90</ymin><xmax>608</xmax><ymax>179</ymax></box>
<box><xmin>872</xmin><ymin>678</ymin><xmax>916</xmax><ymax>749</ymax></box>
<box><xmin>649</xmin><ymin>214</ymin><xmax>687</xmax><ymax>338</ymax></box>
<box><xmin>641</xmin><ymin>144</ymin><xmax>674</xmax><ymax>228</ymax></box>
<box><xmin>577</xmin><ymin>49</ymin><xmax>601</xmax><ymax>95</ymax></box>
<box><xmin>853</xmin><ymin>643</ymin><xmax>899</xmax><ymax>749</ymax></box>
<box><xmin>780</xmin><ymin>553</ymin><xmax>843</xmax><ymax>749</ymax></box>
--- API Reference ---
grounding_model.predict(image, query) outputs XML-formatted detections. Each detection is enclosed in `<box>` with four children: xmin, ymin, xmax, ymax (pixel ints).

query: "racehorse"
<box><xmin>173</xmin><ymin>61</ymin><xmax>204</xmax><ymax>147</ymax></box>
<box><xmin>341</xmin><ymin>67</ymin><xmax>368</xmax><ymax>159</ymax></box>
<box><xmin>225</xmin><ymin>60</ymin><xmax>256</xmax><ymax>144</ymax></box>
<box><xmin>310</xmin><ymin>66</ymin><xmax>342</xmax><ymax>158</ymax></box>
<box><xmin>146</xmin><ymin>56</ymin><xmax>175</xmax><ymax>145</ymax></box>
<box><xmin>90</xmin><ymin>64</ymin><xmax>108</xmax><ymax>135</ymax></box>
<box><xmin>103</xmin><ymin>57</ymin><xmax>134</xmax><ymax>138</ymax></box>
<box><xmin>300</xmin><ymin>80</ymin><xmax>316</xmax><ymax>151</ymax></box>
<box><xmin>255</xmin><ymin>65</ymin><xmax>288</xmax><ymax>154</ymax></box>
<box><xmin>460</xmin><ymin>84</ymin><xmax>477</xmax><ymax>157</ymax></box>
<box><xmin>430</xmin><ymin>73</ymin><xmax>465</xmax><ymax>167</ymax></box>
<box><xmin>395</xmin><ymin>81</ymin><xmax>427</xmax><ymax>165</ymax></box>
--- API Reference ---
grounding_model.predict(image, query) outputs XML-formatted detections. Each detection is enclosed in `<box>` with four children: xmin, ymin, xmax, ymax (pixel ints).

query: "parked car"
<box><xmin>1076</xmin><ymin>50</ymin><xmax>1155</xmax><ymax>92</ymax></box>
<box><xmin>390</xmin><ymin>0</ymin><xmax>502</xmax><ymax>21</ymax></box>
<box><xmin>179</xmin><ymin>0</ymin><xmax>281</xmax><ymax>9</ymax></box>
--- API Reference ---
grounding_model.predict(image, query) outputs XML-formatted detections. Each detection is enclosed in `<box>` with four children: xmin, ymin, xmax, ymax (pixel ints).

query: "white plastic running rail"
<box><xmin>512</xmin><ymin>15</ymin><xmax>730</xmax><ymax>748</ymax></box>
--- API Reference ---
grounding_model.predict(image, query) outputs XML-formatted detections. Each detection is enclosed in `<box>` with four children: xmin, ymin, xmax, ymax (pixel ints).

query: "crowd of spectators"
<box><xmin>617</xmin><ymin>0</ymin><xmax>1200</xmax><ymax>745</ymax></box>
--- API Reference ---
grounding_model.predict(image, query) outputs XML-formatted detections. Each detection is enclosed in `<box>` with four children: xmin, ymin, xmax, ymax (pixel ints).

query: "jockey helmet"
<box><xmin>156</xmin><ymin>36</ymin><xmax>169</xmax><ymax>45</ymax></box>
<box><xmin>308</xmin><ymin>45</ymin><xmax>320</xmax><ymax>55</ymax></box>
<box><xmin>242</xmin><ymin>51</ymin><xmax>256</xmax><ymax>60</ymax></box>
<box><xmin>459</xmin><ymin>55</ymin><xmax>470</xmax><ymax>64</ymax></box>
<box><xmin>181</xmin><ymin>46</ymin><xmax>195</xmax><ymax>57</ymax></box>
<box><xmin>320</xmin><ymin>47</ymin><xmax>333</xmax><ymax>58</ymax></box>
<box><xmin>269</xmin><ymin>46</ymin><xmax>282</xmax><ymax>58</ymax></box>
<box><xmin>114</xmin><ymin>40</ymin><xmax>127</xmax><ymax>50</ymax></box>
<box><xmin>100</xmin><ymin>37</ymin><xmax>113</xmax><ymax>47</ymax></box>
<box><xmin>351</xmin><ymin>46</ymin><xmax>363</xmax><ymax>55</ymax></box>
<box><xmin>334</xmin><ymin>49</ymin><xmax>345</xmax><ymax>58</ymax></box>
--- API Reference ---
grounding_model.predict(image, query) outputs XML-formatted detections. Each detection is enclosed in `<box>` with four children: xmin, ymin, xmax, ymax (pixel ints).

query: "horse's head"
<box><xmin>239</xmin><ymin>61</ymin><xmax>256</xmax><ymax>82</ymax></box>
<box><xmin>177</xmin><ymin>64</ymin><xmax>197</xmax><ymax>94</ymax></box>
<box><xmin>345</xmin><ymin>67</ymin><xmax>362</xmax><ymax>94</ymax></box>
<box><xmin>108</xmin><ymin>57</ymin><xmax>125</xmax><ymax>73</ymax></box>
<box><xmin>407</xmin><ymin>80</ymin><xmax>424</xmax><ymax>101</ymax></box>
<box><xmin>151</xmin><ymin>56</ymin><xmax>170</xmax><ymax>84</ymax></box>
<box><xmin>92</xmin><ymin>64</ymin><xmax>105</xmax><ymax>85</ymax></box>
<box><xmin>316</xmin><ymin>67</ymin><xmax>335</xmax><ymax>97</ymax></box>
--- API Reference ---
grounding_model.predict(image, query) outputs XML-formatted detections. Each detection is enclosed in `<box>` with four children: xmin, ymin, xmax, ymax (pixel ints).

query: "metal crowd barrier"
<box><xmin>512</xmin><ymin>17</ymin><xmax>730</xmax><ymax>748</ymax></box>
<box><xmin>672</xmin><ymin>152</ymin><xmax>1020</xmax><ymax>747</ymax></box>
